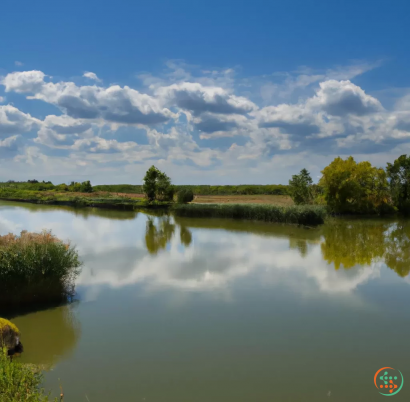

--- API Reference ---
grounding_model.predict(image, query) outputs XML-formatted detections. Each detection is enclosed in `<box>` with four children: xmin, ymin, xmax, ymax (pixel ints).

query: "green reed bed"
<box><xmin>0</xmin><ymin>348</ymin><xmax>55</xmax><ymax>402</ymax></box>
<box><xmin>172</xmin><ymin>203</ymin><xmax>327</xmax><ymax>226</ymax></box>
<box><xmin>0</xmin><ymin>230</ymin><xmax>81</xmax><ymax>307</ymax></box>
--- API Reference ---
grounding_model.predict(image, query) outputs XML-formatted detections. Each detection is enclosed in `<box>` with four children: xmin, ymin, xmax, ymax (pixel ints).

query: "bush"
<box><xmin>0</xmin><ymin>319</ymin><xmax>20</xmax><ymax>351</ymax></box>
<box><xmin>0</xmin><ymin>230</ymin><xmax>82</xmax><ymax>307</ymax></box>
<box><xmin>172</xmin><ymin>204</ymin><xmax>327</xmax><ymax>226</ymax></box>
<box><xmin>0</xmin><ymin>348</ymin><xmax>54</xmax><ymax>401</ymax></box>
<box><xmin>177</xmin><ymin>189</ymin><xmax>194</xmax><ymax>203</ymax></box>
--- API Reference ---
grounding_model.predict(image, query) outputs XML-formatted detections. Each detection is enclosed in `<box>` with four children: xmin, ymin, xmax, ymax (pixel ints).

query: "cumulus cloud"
<box><xmin>83</xmin><ymin>72</ymin><xmax>102</xmax><ymax>82</ymax></box>
<box><xmin>0</xmin><ymin>135</ymin><xmax>24</xmax><ymax>158</ymax></box>
<box><xmin>35</xmin><ymin>115</ymin><xmax>94</xmax><ymax>147</ymax></box>
<box><xmin>310</xmin><ymin>80</ymin><xmax>383</xmax><ymax>117</ymax></box>
<box><xmin>2</xmin><ymin>71</ymin><xmax>174</xmax><ymax>126</ymax></box>
<box><xmin>0</xmin><ymin>97</ymin><xmax>4</xmax><ymax>103</ymax></box>
<box><xmin>0</xmin><ymin>105</ymin><xmax>39</xmax><ymax>137</ymax></box>
<box><xmin>1</xmin><ymin>62</ymin><xmax>410</xmax><ymax>182</ymax></box>
<box><xmin>157</xmin><ymin>82</ymin><xmax>257</xmax><ymax>116</ymax></box>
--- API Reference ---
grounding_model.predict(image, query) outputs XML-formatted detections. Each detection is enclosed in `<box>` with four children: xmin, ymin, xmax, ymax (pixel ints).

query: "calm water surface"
<box><xmin>1</xmin><ymin>201</ymin><xmax>410</xmax><ymax>401</ymax></box>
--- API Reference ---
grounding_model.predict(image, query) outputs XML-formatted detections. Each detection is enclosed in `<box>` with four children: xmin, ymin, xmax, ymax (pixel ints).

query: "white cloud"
<box><xmin>157</xmin><ymin>82</ymin><xmax>257</xmax><ymax>115</ymax></box>
<box><xmin>14</xmin><ymin>61</ymin><xmax>23</xmax><ymax>66</ymax></box>
<box><xmin>83</xmin><ymin>72</ymin><xmax>102</xmax><ymax>82</ymax></box>
<box><xmin>1</xmin><ymin>61</ymin><xmax>410</xmax><ymax>183</ymax></box>
<box><xmin>0</xmin><ymin>105</ymin><xmax>40</xmax><ymax>137</ymax></box>
<box><xmin>2</xmin><ymin>70</ymin><xmax>175</xmax><ymax>126</ymax></box>
<box><xmin>0</xmin><ymin>96</ymin><xmax>4</xmax><ymax>103</ymax></box>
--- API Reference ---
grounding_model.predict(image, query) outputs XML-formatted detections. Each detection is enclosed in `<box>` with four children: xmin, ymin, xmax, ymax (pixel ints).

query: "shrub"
<box><xmin>0</xmin><ymin>319</ymin><xmax>20</xmax><ymax>350</ymax></box>
<box><xmin>0</xmin><ymin>348</ymin><xmax>54</xmax><ymax>401</ymax></box>
<box><xmin>177</xmin><ymin>189</ymin><xmax>194</xmax><ymax>203</ymax></box>
<box><xmin>0</xmin><ymin>230</ymin><xmax>82</xmax><ymax>307</ymax></box>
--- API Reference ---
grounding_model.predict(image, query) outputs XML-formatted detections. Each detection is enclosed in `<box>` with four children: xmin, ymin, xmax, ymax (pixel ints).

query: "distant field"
<box><xmin>191</xmin><ymin>194</ymin><xmax>294</xmax><ymax>206</ymax></box>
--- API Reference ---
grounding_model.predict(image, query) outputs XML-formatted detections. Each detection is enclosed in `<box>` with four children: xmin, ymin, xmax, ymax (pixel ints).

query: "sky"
<box><xmin>1</xmin><ymin>0</ymin><xmax>410</xmax><ymax>185</ymax></box>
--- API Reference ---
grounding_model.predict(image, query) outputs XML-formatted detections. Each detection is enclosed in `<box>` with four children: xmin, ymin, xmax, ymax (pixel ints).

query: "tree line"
<box><xmin>1</xmin><ymin>180</ymin><xmax>93</xmax><ymax>193</ymax></box>
<box><xmin>288</xmin><ymin>154</ymin><xmax>410</xmax><ymax>215</ymax></box>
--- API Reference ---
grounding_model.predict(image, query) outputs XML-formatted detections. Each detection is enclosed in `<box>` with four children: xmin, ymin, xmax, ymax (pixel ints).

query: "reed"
<box><xmin>172</xmin><ymin>203</ymin><xmax>327</xmax><ymax>225</ymax></box>
<box><xmin>0</xmin><ymin>230</ymin><xmax>81</xmax><ymax>307</ymax></box>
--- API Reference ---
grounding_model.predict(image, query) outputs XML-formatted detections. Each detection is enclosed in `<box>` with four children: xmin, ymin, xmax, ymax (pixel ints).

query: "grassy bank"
<box><xmin>0</xmin><ymin>230</ymin><xmax>81</xmax><ymax>307</ymax></box>
<box><xmin>0</xmin><ymin>348</ymin><xmax>54</xmax><ymax>402</ymax></box>
<box><xmin>0</xmin><ymin>188</ymin><xmax>171</xmax><ymax>210</ymax></box>
<box><xmin>172</xmin><ymin>204</ymin><xmax>327</xmax><ymax>226</ymax></box>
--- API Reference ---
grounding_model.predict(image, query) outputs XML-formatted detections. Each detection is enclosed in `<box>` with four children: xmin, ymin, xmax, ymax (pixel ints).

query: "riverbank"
<box><xmin>0</xmin><ymin>188</ymin><xmax>170</xmax><ymax>210</ymax></box>
<box><xmin>173</xmin><ymin>203</ymin><xmax>327</xmax><ymax>226</ymax></box>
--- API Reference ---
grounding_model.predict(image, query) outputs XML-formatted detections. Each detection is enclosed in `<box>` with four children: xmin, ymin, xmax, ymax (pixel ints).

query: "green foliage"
<box><xmin>319</xmin><ymin>156</ymin><xmax>392</xmax><ymax>214</ymax></box>
<box><xmin>172</xmin><ymin>204</ymin><xmax>327</xmax><ymax>226</ymax></box>
<box><xmin>176</xmin><ymin>189</ymin><xmax>194</xmax><ymax>204</ymax></box>
<box><xmin>94</xmin><ymin>184</ymin><xmax>290</xmax><ymax>196</ymax></box>
<box><xmin>142</xmin><ymin>166</ymin><xmax>174</xmax><ymax>202</ymax></box>
<box><xmin>0</xmin><ymin>349</ymin><xmax>55</xmax><ymax>401</ymax></box>
<box><xmin>0</xmin><ymin>180</ymin><xmax>94</xmax><ymax>193</ymax></box>
<box><xmin>289</xmin><ymin>169</ymin><xmax>314</xmax><ymax>205</ymax></box>
<box><xmin>386</xmin><ymin>154</ymin><xmax>410</xmax><ymax>215</ymax></box>
<box><xmin>0</xmin><ymin>230</ymin><xmax>82</xmax><ymax>307</ymax></box>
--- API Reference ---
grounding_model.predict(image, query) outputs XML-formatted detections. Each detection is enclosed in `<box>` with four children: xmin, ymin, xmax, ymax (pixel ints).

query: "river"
<box><xmin>1</xmin><ymin>201</ymin><xmax>410</xmax><ymax>401</ymax></box>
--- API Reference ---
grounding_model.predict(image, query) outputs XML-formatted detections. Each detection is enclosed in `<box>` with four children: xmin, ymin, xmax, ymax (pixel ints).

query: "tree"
<box><xmin>80</xmin><ymin>180</ymin><xmax>93</xmax><ymax>193</ymax></box>
<box><xmin>319</xmin><ymin>156</ymin><xmax>391</xmax><ymax>214</ymax></box>
<box><xmin>386</xmin><ymin>154</ymin><xmax>410</xmax><ymax>215</ymax></box>
<box><xmin>142</xmin><ymin>165</ymin><xmax>174</xmax><ymax>202</ymax></box>
<box><xmin>289</xmin><ymin>168</ymin><xmax>313</xmax><ymax>205</ymax></box>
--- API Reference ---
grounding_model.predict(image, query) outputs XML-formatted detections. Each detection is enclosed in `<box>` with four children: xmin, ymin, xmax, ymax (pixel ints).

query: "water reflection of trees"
<box><xmin>145</xmin><ymin>216</ymin><xmax>193</xmax><ymax>254</ymax></box>
<box><xmin>321</xmin><ymin>220</ymin><xmax>410</xmax><ymax>278</ymax></box>
<box><xmin>384</xmin><ymin>223</ymin><xmax>410</xmax><ymax>277</ymax></box>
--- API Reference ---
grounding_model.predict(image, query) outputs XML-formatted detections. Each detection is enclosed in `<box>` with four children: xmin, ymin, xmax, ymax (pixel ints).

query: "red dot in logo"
<box><xmin>390</xmin><ymin>385</ymin><xmax>393</xmax><ymax>388</ymax></box>
<box><xmin>380</xmin><ymin>385</ymin><xmax>384</xmax><ymax>388</ymax></box>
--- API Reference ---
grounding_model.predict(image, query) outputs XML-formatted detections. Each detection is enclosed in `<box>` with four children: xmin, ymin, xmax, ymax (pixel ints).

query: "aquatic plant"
<box><xmin>0</xmin><ymin>230</ymin><xmax>82</xmax><ymax>307</ymax></box>
<box><xmin>172</xmin><ymin>204</ymin><xmax>327</xmax><ymax>226</ymax></box>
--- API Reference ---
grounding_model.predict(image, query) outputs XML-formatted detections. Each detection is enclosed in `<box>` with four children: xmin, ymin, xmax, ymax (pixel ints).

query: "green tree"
<box><xmin>319</xmin><ymin>156</ymin><xmax>391</xmax><ymax>214</ymax></box>
<box><xmin>289</xmin><ymin>168</ymin><xmax>313</xmax><ymax>205</ymax></box>
<box><xmin>142</xmin><ymin>165</ymin><xmax>174</xmax><ymax>202</ymax></box>
<box><xmin>80</xmin><ymin>180</ymin><xmax>93</xmax><ymax>193</ymax></box>
<box><xmin>386</xmin><ymin>154</ymin><xmax>410</xmax><ymax>215</ymax></box>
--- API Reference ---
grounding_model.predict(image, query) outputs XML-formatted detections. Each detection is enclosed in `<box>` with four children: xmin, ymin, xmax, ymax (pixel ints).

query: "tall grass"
<box><xmin>0</xmin><ymin>230</ymin><xmax>81</xmax><ymax>307</ymax></box>
<box><xmin>0</xmin><ymin>348</ymin><xmax>55</xmax><ymax>402</ymax></box>
<box><xmin>172</xmin><ymin>203</ymin><xmax>327</xmax><ymax>225</ymax></box>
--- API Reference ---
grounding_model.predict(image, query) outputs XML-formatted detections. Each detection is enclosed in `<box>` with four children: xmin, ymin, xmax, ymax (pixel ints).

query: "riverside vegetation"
<box><xmin>0</xmin><ymin>347</ymin><xmax>55</xmax><ymax>402</ymax></box>
<box><xmin>1</xmin><ymin>154</ymin><xmax>410</xmax><ymax>225</ymax></box>
<box><xmin>0</xmin><ymin>230</ymin><xmax>81</xmax><ymax>308</ymax></box>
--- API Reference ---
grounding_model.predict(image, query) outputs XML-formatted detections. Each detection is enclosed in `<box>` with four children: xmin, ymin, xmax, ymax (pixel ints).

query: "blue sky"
<box><xmin>1</xmin><ymin>0</ymin><xmax>410</xmax><ymax>184</ymax></box>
